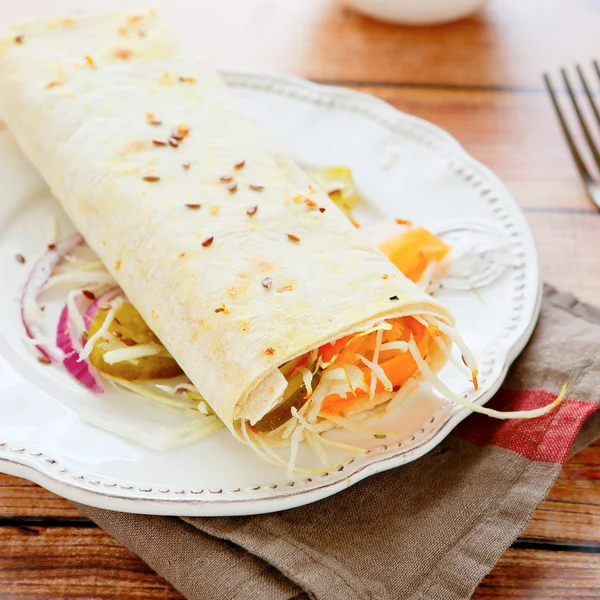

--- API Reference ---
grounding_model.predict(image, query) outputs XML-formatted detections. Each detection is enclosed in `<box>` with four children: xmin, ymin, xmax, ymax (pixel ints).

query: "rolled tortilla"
<box><xmin>0</xmin><ymin>11</ymin><xmax>459</xmax><ymax>449</ymax></box>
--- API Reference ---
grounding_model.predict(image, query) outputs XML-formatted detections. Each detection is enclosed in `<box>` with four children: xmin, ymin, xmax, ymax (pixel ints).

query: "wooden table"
<box><xmin>1</xmin><ymin>0</ymin><xmax>600</xmax><ymax>597</ymax></box>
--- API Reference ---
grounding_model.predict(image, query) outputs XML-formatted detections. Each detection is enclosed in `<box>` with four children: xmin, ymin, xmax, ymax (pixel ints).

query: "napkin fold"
<box><xmin>80</xmin><ymin>285</ymin><xmax>600</xmax><ymax>600</ymax></box>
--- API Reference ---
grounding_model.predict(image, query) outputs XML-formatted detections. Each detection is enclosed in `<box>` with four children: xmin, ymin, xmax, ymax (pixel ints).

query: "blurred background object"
<box><xmin>343</xmin><ymin>0</ymin><xmax>486</xmax><ymax>25</ymax></box>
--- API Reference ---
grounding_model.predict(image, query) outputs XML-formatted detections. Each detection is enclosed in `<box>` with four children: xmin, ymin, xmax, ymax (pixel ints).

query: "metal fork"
<box><xmin>544</xmin><ymin>62</ymin><xmax>600</xmax><ymax>209</ymax></box>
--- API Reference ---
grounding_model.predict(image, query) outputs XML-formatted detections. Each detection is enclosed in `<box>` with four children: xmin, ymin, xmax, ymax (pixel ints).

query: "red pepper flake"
<box><xmin>382</xmin><ymin>274</ymin><xmax>389</xmax><ymax>280</ymax></box>
<box><xmin>287</xmin><ymin>233</ymin><xmax>300</xmax><ymax>243</ymax></box>
<box><xmin>143</xmin><ymin>175</ymin><xmax>160</xmax><ymax>182</ymax></box>
<box><xmin>234</xmin><ymin>160</ymin><xmax>245</xmax><ymax>170</ymax></box>
<box><xmin>152</xmin><ymin>139</ymin><xmax>167</xmax><ymax>146</ymax></box>
<box><xmin>168</xmin><ymin>137</ymin><xmax>179</xmax><ymax>148</ymax></box>
<box><xmin>82</xmin><ymin>290</ymin><xmax>96</xmax><ymax>300</ymax></box>
<box><xmin>395</xmin><ymin>218</ymin><xmax>413</xmax><ymax>226</ymax></box>
<box><xmin>85</xmin><ymin>55</ymin><xmax>97</xmax><ymax>69</ymax></box>
<box><xmin>40</xmin><ymin>305</ymin><xmax>46</xmax><ymax>312</ymax></box>
<box><xmin>47</xmin><ymin>243</ymin><xmax>57</xmax><ymax>250</ymax></box>
<box><xmin>15</xmin><ymin>254</ymin><xmax>25</xmax><ymax>264</ymax></box>
<box><xmin>264</xmin><ymin>347</ymin><xmax>275</xmax><ymax>356</ymax></box>
<box><xmin>179</xmin><ymin>76</ymin><xmax>196</xmax><ymax>83</ymax></box>
<box><xmin>171</xmin><ymin>131</ymin><xmax>184</xmax><ymax>141</ymax></box>
<box><xmin>122</xmin><ymin>337</ymin><xmax>136</xmax><ymax>347</ymax></box>
<box><xmin>304</xmin><ymin>198</ymin><xmax>318</xmax><ymax>210</ymax></box>
<box><xmin>201</xmin><ymin>236</ymin><xmax>214</xmax><ymax>247</ymax></box>
<box><xmin>37</xmin><ymin>356</ymin><xmax>51</xmax><ymax>365</ymax></box>
<box><xmin>261</xmin><ymin>277</ymin><xmax>272</xmax><ymax>289</ymax></box>
<box><xmin>177</xmin><ymin>125</ymin><xmax>190</xmax><ymax>137</ymax></box>
<box><xmin>277</xmin><ymin>284</ymin><xmax>293</xmax><ymax>292</ymax></box>
<box><xmin>185</xmin><ymin>203</ymin><xmax>201</xmax><ymax>209</ymax></box>
<box><xmin>246</xmin><ymin>205</ymin><xmax>258</xmax><ymax>216</ymax></box>
<box><xmin>249</xmin><ymin>184</ymin><xmax>264</xmax><ymax>192</ymax></box>
<box><xmin>228</xmin><ymin>182</ymin><xmax>238</xmax><ymax>193</ymax></box>
<box><xmin>14</xmin><ymin>35</ymin><xmax>24</xmax><ymax>44</ymax></box>
<box><xmin>182</xmin><ymin>161</ymin><xmax>191</xmax><ymax>170</ymax></box>
<box><xmin>220</xmin><ymin>174</ymin><xmax>233</xmax><ymax>182</ymax></box>
<box><xmin>318</xmin><ymin>207</ymin><xmax>326</xmax><ymax>213</ymax></box>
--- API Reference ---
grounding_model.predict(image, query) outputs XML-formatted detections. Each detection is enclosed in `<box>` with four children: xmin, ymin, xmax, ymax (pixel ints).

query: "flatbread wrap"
<box><xmin>0</xmin><ymin>11</ymin><xmax>475</xmax><ymax>467</ymax></box>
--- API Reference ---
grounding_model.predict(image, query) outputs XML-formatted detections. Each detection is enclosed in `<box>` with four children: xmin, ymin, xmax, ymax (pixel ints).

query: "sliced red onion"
<box><xmin>56</xmin><ymin>298</ymin><xmax>104</xmax><ymax>393</ymax></box>
<box><xmin>21</xmin><ymin>233</ymin><xmax>84</xmax><ymax>361</ymax></box>
<box><xmin>83</xmin><ymin>287</ymin><xmax>121</xmax><ymax>329</ymax></box>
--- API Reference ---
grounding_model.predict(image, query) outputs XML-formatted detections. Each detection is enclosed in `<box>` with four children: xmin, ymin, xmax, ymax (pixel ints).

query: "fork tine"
<box><xmin>561</xmin><ymin>67</ymin><xmax>600</xmax><ymax>171</ymax></box>
<box><xmin>544</xmin><ymin>72</ymin><xmax>592</xmax><ymax>183</ymax></box>
<box><xmin>577</xmin><ymin>65</ymin><xmax>600</xmax><ymax>130</ymax></box>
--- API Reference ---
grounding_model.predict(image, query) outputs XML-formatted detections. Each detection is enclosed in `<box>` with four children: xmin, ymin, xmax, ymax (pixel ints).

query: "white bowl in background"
<box><xmin>344</xmin><ymin>0</ymin><xmax>486</xmax><ymax>25</ymax></box>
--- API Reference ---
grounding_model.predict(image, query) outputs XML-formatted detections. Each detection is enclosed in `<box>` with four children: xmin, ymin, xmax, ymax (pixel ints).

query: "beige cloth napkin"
<box><xmin>79</xmin><ymin>285</ymin><xmax>600</xmax><ymax>600</ymax></box>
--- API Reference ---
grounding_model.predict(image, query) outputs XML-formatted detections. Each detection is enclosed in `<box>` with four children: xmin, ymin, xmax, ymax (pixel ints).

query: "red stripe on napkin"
<box><xmin>453</xmin><ymin>389</ymin><xmax>596</xmax><ymax>464</ymax></box>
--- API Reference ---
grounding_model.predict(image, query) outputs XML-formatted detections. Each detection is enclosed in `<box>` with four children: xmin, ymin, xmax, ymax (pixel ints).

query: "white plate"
<box><xmin>0</xmin><ymin>71</ymin><xmax>540</xmax><ymax>516</ymax></box>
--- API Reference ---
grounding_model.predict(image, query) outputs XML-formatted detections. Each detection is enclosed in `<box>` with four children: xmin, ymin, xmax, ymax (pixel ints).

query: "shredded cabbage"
<box><xmin>66</xmin><ymin>289</ymin><xmax>87</xmax><ymax>337</ymax></box>
<box><xmin>406</xmin><ymin>339</ymin><xmax>565</xmax><ymax>419</ymax></box>
<box><xmin>356</xmin><ymin>354</ymin><xmax>393</xmax><ymax>394</ymax></box>
<box><xmin>45</xmin><ymin>269</ymin><xmax>115</xmax><ymax>289</ymax></box>
<box><xmin>108</xmin><ymin>376</ymin><xmax>200</xmax><ymax>411</ymax></box>
<box><xmin>324</xmin><ymin>414</ymin><xmax>399</xmax><ymax>436</ymax></box>
<box><xmin>380</xmin><ymin>341</ymin><xmax>409</xmax><ymax>352</ymax></box>
<box><xmin>78</xmin><ymin>297</ymin><xmax>123</xmax><ymax>361</ymax></box>
<box><xmin>102</xmin><ymin>342</ymin><xmax>165</xmax><ymax>365</ymax></box>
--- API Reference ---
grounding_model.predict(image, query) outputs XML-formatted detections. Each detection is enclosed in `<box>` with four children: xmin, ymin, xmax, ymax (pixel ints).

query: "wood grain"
<box><xmin>523</xmin><ymin>442</ymin><xmax>600</xmax><ymax>544</ymax></box>
<box><xmin>1</xmin><ymin>525</ymin><xmax>600</xmax><ymax>600</ymax></box>
<box><xmin>0</xmin><ymin>525</ymin><xmax>183</xmax><ymax>599</ymax></box>
<box><xmin>473</xmin><ymin>549</ymin><xmax>600</xmax><ymax>599</ymax></box>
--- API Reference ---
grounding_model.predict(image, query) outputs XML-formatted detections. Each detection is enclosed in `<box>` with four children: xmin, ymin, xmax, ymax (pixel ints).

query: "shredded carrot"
<box><xmin>319</xmin><ymin>317</ymin><xmax>430</xmax><ymax>415</ymax></box>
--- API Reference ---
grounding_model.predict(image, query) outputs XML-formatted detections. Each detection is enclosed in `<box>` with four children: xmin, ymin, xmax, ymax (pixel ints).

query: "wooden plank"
<box><xmin>0</xmin><ymin>473</ymin><xmax>80</xmax><ymax>519</ymax></box>
<box><xmin>523</xmin><ymin>442</ymin><xmax>600</xmax><ymax>544</ymax></box>
<box><xmin>0</xmin><ymin>525</ymin><xmax>183</xmax><ymax>599</ymax></box>
<box><xmin>474</xmin><ymin>549</ymin><xmax>600</xmax><ymax>599</ymax></box>
<box><xmin>2</xmin><ymin>0</ymin><xmax>598</xmax><ymax>87</ymax></box>
<box><xmin>526</xmin><ymin>212</ymin><xmax>600</xmax><ymax>306</ymax></box>
<box><xmin>1</xmin><ymin>524</ymin><xmax>599</xmax><ymax>600</ymax></box>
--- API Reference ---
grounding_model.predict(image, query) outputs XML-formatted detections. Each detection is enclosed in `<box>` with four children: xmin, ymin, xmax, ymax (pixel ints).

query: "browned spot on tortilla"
<box><xmin>113</xmin><ymin>47</ymin><xmax>132</xmax><ymax>60</ymax></box>
<box><xmin>120</xmin><ymin>139</ymin><xmax>152</xmax><ymax>156</ymax></box>
<box><xmin>114</xmin><ymin>259</ymin><xmax>122</xmax><ymax>271</ymax></box>
<box><xmin>253</xmin><ymin>260</ymin><xmax>274</xmax><ymax>273</ymax></box>
<box><xmin>264</xmin><ymin>347</ymin><xmax>275</xmax><ymax>356</ymax></box>
<box><xmin>45</xmin><ymin>81</ymin><xmax>63</xmax><ymax>89</ymax></box>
